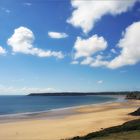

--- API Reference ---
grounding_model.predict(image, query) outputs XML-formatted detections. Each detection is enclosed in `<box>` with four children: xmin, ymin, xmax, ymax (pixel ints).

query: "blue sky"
<box><xmin>0</xmin><ymin>0</ymin><xmax>140</xmax><ymax>95</ymax></box>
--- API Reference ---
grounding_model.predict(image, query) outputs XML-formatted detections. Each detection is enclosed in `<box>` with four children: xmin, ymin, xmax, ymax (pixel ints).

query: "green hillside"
<box><xmin>67</xmin><ymin>119</ymin><xmax>140</xmax><ymax>140</ymax></box>
<box><xmin>91</xmin><ymin>130</ymin><xmax>140</xmax><ymax>140</ymax></box>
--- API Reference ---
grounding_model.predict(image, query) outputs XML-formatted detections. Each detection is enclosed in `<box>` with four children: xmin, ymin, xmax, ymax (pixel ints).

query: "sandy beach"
<box><xmin>0</xmin><ymin>100</ymin><xmax>139</xmax><ymax>140</ymax></box>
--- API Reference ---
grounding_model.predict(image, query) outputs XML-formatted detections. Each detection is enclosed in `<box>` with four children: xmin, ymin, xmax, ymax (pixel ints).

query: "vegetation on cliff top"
<box><xmin>67</xmin><ymin>119</ymin><xmax>140</xmax><ymax>140</ymax></box>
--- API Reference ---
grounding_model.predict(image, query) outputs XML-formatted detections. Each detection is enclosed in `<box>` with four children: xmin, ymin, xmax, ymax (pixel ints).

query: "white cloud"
<box><xmin>0</xmin><ymin>86</ymin><xmax>56</xmax><ymax>94</ymax></box>
<box><xmin>108</xmin><ymin>21</ymin><xmax>140</xmax><ymax>69</ymax></box>
<box><xmin>0</xmin><ymin>46</ymin><xmax>6</xmax><ymax>55</ymax></box>
<box><xmin>1</xmin><ymin>8</ymin><xmax>11</xmax><ymax>13</ymax></box>
<box><xmin>81</xmin><ymin>57</ymin><xmax>93</xmax><ymax>65</ymax></box>
<box><xmin>111</xmin><ymin>48</ymin><xmax>117</xmax><ymax>54</ymax></box>
<box><xmin>97</xmin><ymin>80</ymin><xmax>103</xmax><ymax>84</ymax></box>
<box><xmin>48</xmin><ymin>32</ymin><xmax>68</xmax><ymax>39</ymax></box>
<box><xmin>23</xmin><ymin>3</ymin><xmax>32</xmax><ymax>6</ymax></box>
<box><xmin>90</xmin><ymin>59</ymin><xmax>108</xmax><ymax>68</ymax></box>
<box><xmin>72</xmin><ymin>21</ymin><xmax>140</xmax><ymax>69</ymax></box>
<box><xmin>80</xmin><ymin>55</ymin><xmax>108</xmax><ymax>68</ymax></box>
<box><xmin>7</xmin><ymin>27</ymin><xmax>64</xmax><ymax>59</ymax></box>
<box><xmin>71</xmin><ymin>60</ymin><xmax>79</xmax><ymax>65</ymax></box>
<box><xmin>68</xmin><ymin>0</ymin><xmax>139</xmax><ymax>33</ymax></box>
<box><xmin>73</xmin><ymin>35</ymin><xmax>107</xmax><ymax>59</ymax></box>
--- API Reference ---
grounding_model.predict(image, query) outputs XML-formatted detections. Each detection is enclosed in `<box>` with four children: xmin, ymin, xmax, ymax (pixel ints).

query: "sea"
<box><xmin>0</xmin><ymin>95</ymin><xmax>123</xmax><ymax>116</ymax></box>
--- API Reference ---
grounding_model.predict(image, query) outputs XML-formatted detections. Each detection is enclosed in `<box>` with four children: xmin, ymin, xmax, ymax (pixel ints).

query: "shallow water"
<box><xmin>0</xmin><ymin>95</ymin><xmax>118</xmax><ymax>115</ymax></box>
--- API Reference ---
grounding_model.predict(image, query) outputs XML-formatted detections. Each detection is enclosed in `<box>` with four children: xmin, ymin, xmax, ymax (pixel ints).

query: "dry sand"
<box><xmin>0</xmin><ymin>100</ymin><xmax>139</xmax><ymax>140</ymax></box>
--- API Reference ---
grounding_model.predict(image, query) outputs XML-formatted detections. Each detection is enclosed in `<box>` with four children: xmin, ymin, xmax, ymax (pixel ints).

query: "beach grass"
<box><xmin>91</xmin><ymin>130</ymin><xmax>140</xmax><ymax>140</ymax></box>
<box><xmin>68</xmin><ymin>119</ymin><xmax>140</xmax><ymax>140</ymax></box>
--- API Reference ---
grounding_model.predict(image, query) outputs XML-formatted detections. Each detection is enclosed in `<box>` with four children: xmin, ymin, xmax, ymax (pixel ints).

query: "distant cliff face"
<box><xmin>126</xmin><ymin>92</ymin><xmax>140</xmax><ymax>100</ymax></box>
<box><xmin>28</xmin><ymin>91</ymin><xmax>134</xmax><ymax>96</ymax></box>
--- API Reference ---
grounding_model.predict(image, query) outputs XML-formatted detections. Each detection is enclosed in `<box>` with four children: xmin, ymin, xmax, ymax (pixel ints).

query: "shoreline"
<box><xmin>0</xmin><ymin>99</ymin><xmax>139</xmax><ymax>140</ymax></box>
<box><xmin>0</xmin><ymin>95</ymin><xmax>124</xmax><ymax>123</ymax></box>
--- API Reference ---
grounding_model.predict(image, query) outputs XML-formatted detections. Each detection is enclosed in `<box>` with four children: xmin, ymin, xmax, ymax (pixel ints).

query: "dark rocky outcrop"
<box><xmin>130</xmin><ymin>108</ymin><xmax>140</xmax><ymax>116</ymax></box>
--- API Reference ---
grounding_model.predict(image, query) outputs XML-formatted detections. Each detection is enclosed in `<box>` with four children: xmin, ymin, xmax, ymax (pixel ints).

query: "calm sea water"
<box><xmin>0</xmin><ymin>95</ymin><xmax>118</xmax><ymax>115</ymax></box>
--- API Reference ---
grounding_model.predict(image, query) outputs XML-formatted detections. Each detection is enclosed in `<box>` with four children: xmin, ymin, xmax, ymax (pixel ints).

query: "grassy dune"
<box><xmin>91</xmin><ymin>130</ymin><xmax>140</xmax><ymax>140</ymax></box>
<box><xmin>69</xmin><ymin>119</ymin><xmax>140</xmax><ymax>140</ymax></box>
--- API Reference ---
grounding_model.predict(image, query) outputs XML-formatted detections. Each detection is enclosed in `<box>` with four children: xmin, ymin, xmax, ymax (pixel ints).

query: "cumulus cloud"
<box><xmin>108</xmin><ymin>21</ymin><xmax>140</xmax><ymax>69</ymax></box>
<box><xmin>80</xmin><ymin>55</ymin><xmax>108</xmax><ymax>67</ymax></box>
<box><xmin>73</xmin><ymin>35</ymin><xmax>107</xmax><ymax>59</ymax></box>
<box><xmin>72</xmin><ymin>21</ymin><xmax>140</xmax><ymax>69</ymax></box>
<box><xmin>81</xmin><ymin>57</ymin><xmax>94</xmax><ymax>65</ymax></box>
<box><xmin>48</xmin><ymin>32</ymin><xmax>68</xmax><ymax>39</ymax></box>
<box><xmin>7</xmin><ymin>27</ymin><xmax>64</xmax><ymax>59</ymax></box>
<box><xmin>90</xmin><ymin>57</ymin><xmax>108</xmax><ymax>68</ymax></box>
<box><xmin>68</xmin><ymin>0</ymin><xmax>139</xmax><ymax>33</ymax></box>
<box><xmin>0</xmin><ymin>46</ymin><xmax>6</xmax><ymax>55</ymax></box>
